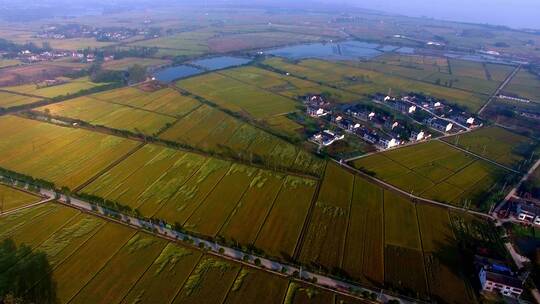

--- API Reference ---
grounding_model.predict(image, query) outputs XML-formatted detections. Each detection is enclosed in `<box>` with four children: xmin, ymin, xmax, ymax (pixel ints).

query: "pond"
<box><xmin>153</xmin><ymin>65</ymin><xmax>204</xmax><ymax>83</ymax></box>
<box><xmin>266</xmin><ymin>41</ymin><xmax>396</xmax><ymax>60</ymax></box>
<box><xmin>191</xmin><ymin>56</ymin><xmax>252</xmax><ymax>71</ymax></box>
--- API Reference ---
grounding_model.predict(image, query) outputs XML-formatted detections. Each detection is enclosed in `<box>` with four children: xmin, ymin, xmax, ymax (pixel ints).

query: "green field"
<box><xmin>262</xmin><ymin>58</ymin><xmax>488</xmax><ymax>112</ymax></box>
<box><xmin>0</xmin><ymin>115</ymin><xmax>138</xmax><ymax>190</ymax></box>
<box><xmin>351</xmin><ymin>141</ymin><xmax>509</xmax><ymax>211</ymax></box>
<box><xmin>0</xmin><ymin>184</ymin><xmax>40</xmax><ymax>212</ymax></box>
<box><xmin>503</xmin><ymin>69</ymin><xmax>540</xmax><ymax>101</ymax></box>
<box><xmin>177</xmin><ymin>72</ymin><xmax>297</xmax><ymax>119</ymax></box>
<box><xmin>443</xmin><ymin>126</ymin><xmax>538</xmax><ymax>168</ymax></box>
<box><xmin>102</xmin><ymin>57</ymin><xmax>171</xmax><ymax>71</ymax></box>
<box><xmin>0</xmin><ymin>91</ymin><xmax>41</xmax><ymax>108</ymax></box>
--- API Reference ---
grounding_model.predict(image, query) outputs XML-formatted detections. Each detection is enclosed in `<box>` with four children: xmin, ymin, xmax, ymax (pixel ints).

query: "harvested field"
<box><xmin>0</xmin><ymin>116</ymin><xmax>138</xmax><ymax>190</ymax></box>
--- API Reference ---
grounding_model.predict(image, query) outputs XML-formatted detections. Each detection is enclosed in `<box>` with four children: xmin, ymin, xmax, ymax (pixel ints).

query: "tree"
<box><xmin>127</xmin><ymin>64</ymin><xmax>147</xmax><ymax>84</ymax></box>
<box><xmin>0</xmin><ymin>239</ymin><xmax>57</xmax><ymax>304</ymax></box>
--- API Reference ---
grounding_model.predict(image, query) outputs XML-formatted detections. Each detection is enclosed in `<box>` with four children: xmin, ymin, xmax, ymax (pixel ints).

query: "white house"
<box><xmin>516</xmin><ymin>203</ymin><xmax>540</xmax><ymax>226</ymax></box>
<box><xmin>479</xmin><ymin>268</ymin><xmax>523</xmax><ymax>299</ymax></box>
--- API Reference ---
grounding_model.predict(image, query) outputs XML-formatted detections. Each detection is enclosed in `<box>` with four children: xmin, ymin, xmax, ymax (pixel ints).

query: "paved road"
<box><xmin>32</xmin><ymin>188</ymin><xmax>417</xmax><ymax>304</ymax></box>
<box><xmin>478</xmin><ymin>64</ymin><xmax>521</xmax><ymax>115</ymax></box>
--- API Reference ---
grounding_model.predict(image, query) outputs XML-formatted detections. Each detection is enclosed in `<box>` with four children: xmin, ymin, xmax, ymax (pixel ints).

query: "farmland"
<box><xmin>292</xmin><ymin>164</ymin><xmax>474</xmax><ymax>301</ymax></box>
<box><xmin>0</xmin><ymin>184</ymin><xmax>40</xmax><ymax>212</ymax></box>
<box><xmin>177</xmin><ymin>72</ymin><xmax>297</xmax><ymax>119</ymax></box>
<box><xmin>0</xmin><ymin>62</ymin><xmax>87</xmax><ymax>87</ymax></box>
<box><xmin>0</xmin><ymin>115</ymin><xmax>138</xmax><ymax>190</ymax></box>
<box><xmin>0</xmin><ymin>202</ymin><xmax>369</xmax><ymax>304</ymax></box>
<box><xmin>0</xmin><ymin>91</ymin><xmax>41</xmax><ymax>109</ymax></box>
<box><xmin>102</xmin><ymin>57</ymin><xmax>171</xmax><ymax>71</ymax></box>
<box><xmin>159</xmin><ymin>104</ymin><xmax>324</xmax><ymax>175</ymax></box>
<box><xmin>3</xmin><ymin>77</ymin><xmax>106</xmax><ymax>98</ymax></box>
<box><xmin>503</xmin><ymin>68</ymin><xmax>540</xmax><ymax>101</ymax></box>
<box><xmin>351</xmin><ymin>141</ymin><xmax>510</xmax><ymax>211</ymax></box>
<box><xmin>81</xmin><ymin>143</ymin><xmax>320</xmax><ymax>259</ymax></box>
<box><xmin>36</xmin><ymin>96</ymin><xmax>177</xmax><ymax>135</ymax></box>
<box><xmin>443</xmin><ymin>126</ymin><xmax>538</xmax><ymax>168</ymax></box>
<box><xmin>262</xmin><ymin>58</ymin><xmax>489</xmax><ymax>112</ymax></box>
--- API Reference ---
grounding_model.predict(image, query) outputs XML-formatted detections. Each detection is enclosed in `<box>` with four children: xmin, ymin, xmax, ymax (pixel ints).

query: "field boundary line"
<box><xmin>117</xmin><ymin>240</ymin><xmax>170</xmax><ymax>304</ymax></box>
<box><xmin>437</xmin><ymin>138</ymin><xmax>520</xmax><ymax>174</ymax></box>
<box><xmin>182</xmin><ymin>162</ymin><xmax>233</xmax><ymax>226</ymax></box>
<box><xmin>214</xmin><ymin>170</ymin><xmax>255</xmax><ymax>238</ymax></box>
<box><xmin>0</xmin><ymin>197</ymin><xmax>54</xmax><ymax>217</ymax></box>
<box><xmin>292</xmin><ymin>161</ymin><xmax>327</xmax><ymax>260</ymax></box>
<box><xmin>148</xmin><ymin>156</ymin><xmax>210</xmax><ymax>220</ymax></box>
<box><xmin>477</xmin><ymin>64</ymin><xmax>521</xmax><ymax>115</ymax></box>
<box><xmin>250</xmin><ymin>179</ymin><xmax>286</xmax><ymax>245</ymax></box>
<box><xmin>167</xmin><ymin>253</ymin><xmax>204</xmax><ymax>304</ymax></box>
<box><xmin>339</xmin><ymin>173</ymin><xmax>355</xmax><ymax>268</ymax></box>
<box><xmin>333</xmin><ymin>159</ymin><xmax>495</xmax><ymax>220</ymax></box>
<box><xmin>414</xmin><ymin>205</ymin><xmax>432</xmax><ymax>300</ymax></box>
<box><xmin>217</xmin><ymin>266</ymin><xmax>243</xmax><ymax>304</ymax></box>
<box><xmin>65</xmin><ymin>228</ymin><xmax>138</xmax><ymax>304</ymax></box>
<box><xmin>72</xmin><ymin>142</ymin><xmax>146</xmax><ymax>193</ymax></box>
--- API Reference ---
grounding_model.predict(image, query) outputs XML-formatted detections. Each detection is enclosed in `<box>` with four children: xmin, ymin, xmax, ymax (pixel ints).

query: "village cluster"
<box><xmin>36</xmin><ymin>23</ymin><xmax>157</xmax><ymax>42</ymax></box>
<box><xmin>307</xmin><ymin>92</ymin><xmax>481</xmax><ymax>151</ymax></box>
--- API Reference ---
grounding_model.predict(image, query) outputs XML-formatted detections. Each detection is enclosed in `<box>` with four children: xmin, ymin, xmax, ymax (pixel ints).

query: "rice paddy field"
<box><xmin>0</xmin><ymin>91</ymin><xmax>41</xmax><ymax>109</ymax></box>
<box><xmin>81</xmin><ymin>143</ymin><xmax>320</xmax><ymax>259</ymax></box>
<box><xmin>0</xmin><ymin>115</ymin><xmax>139</xmax><ymax>190</ymax></box>
<box><xmin>262</xmin><ymin>57</ymin><xmax>489</xmax><ymax>112</ymax></box>
<box><xmin>443</xmin><ymin>126</ymin><xmax>538</xmax><ymax>169</ymax></box>
<box><xmin>159</xmin><ymin>104</ymin><xmax>324</xmax><ymax>175</ymax></box>
<box><xmin>91</xmin><ymin>86</ymin><xmax>202</xmax><ymax>117</ymax></box>
<box><xmin>0</xmin><ymin>183</ymin><xmax>40</xmax><ymax>212</ymax></box>
<box><xmin>351</xmin><ymin>141</ymin><xmax>509</xmax><ymax>211</ymax></box>
<box><xmin>2</xmin><ymin>77</ymin><xmax>106</xmax><ymax>98</ymax></box>
<box><xmin>503</xmin><ymin>68</ymin><xmax>540</xmax><ymax>101</ymax></box>
<box><xmin>0</xmin><ymin>202</ymin><xmax>368</xmax><ymax>304</ymax></box>
<box><xmin>292</xmin><ymin>164</ymin><xmax>475</xmax><ymax>302</ymax></box>
<box><xmin>36</xmin><ymin>96</ymin><xmax>176</xmax><ymax>135</ymax></box>
<box><xmin>177</xmin><ymin>72</ymin><xmax>297</xmax><ymax>119</ymax></box>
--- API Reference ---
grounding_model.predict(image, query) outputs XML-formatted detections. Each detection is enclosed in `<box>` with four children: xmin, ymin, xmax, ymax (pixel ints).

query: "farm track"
<box><xmin>0</xmin><ymin>196</ymin><xmax>54</xmax><ymax>217</ymax></box>
<box><xmin>477</xmin><ymin>64</ymin><xmax>521</xmax><ymax>115</ymax></box>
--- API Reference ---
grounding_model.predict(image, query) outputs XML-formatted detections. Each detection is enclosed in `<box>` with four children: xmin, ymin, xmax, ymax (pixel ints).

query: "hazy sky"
<box><xmin>349</xmin><ymin>0</ymin><xmax>540</xmax><ymax>30</ymax></box>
